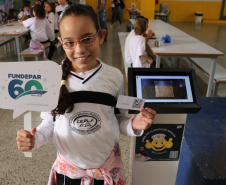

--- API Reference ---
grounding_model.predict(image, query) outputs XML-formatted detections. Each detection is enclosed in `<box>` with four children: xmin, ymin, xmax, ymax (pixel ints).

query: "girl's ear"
<box><xmin>99</xmin><ymin>29</ymin><xmax>107</xmax><ymax>44</ymax></box>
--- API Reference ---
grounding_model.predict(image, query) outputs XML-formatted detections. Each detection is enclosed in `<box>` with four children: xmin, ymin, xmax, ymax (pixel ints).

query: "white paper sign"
<box><xmin>116</xmin><ymin>95</ymin><xmax>145</xmax><ymax>111</ymax></box>
<box><xmin>0</xmin><ymin>61</ymin><xmax>62</xmax><ymax>119</ymax></box>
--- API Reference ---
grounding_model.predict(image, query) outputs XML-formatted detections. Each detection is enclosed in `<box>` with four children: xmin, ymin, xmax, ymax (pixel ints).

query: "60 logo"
<box><xmin>8</xmin><ymin>79</ymin><xmax>47</xmax><ymax>100</ymax></box>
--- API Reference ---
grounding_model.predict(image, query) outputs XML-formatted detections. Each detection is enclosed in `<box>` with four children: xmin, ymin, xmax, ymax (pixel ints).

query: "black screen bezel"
<box><xmin>128</xmin><ymin>68</ymin><xmax>201</xmax><ymax>114</ymax></box>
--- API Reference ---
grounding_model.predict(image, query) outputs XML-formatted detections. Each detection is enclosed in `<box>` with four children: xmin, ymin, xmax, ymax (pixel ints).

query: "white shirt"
<box><xmin>125</xmin><ymin>29</ymin><xmax>135</xmax><ymax>67</ymax></box>
<box><xmin>56</xmin><ymin>4</ymin><xmax>69</xmax><ymax>16</ymax></box>
<box><xmin>126</xmin><ymin>33</ymin><xmax>150</xmax><ymax>68</ymax></box>
<box><xmin>23</xmin><ymin>17</ymin><xmax>55</xmax><ymax>42</ymax></box>
<box><xmin>55</xmin><ymin>4</ymin><xmax>69</xmax><ymax>30</ymax></box>
<box><xmin>46</xmin><ymin>12</ymin><xmax>55</xmax><ymax>37</ymax></box>
<box><xmin>34</xmin><ymin>59</ymin><xmax>143</xmax><ymax>169</ymax></box>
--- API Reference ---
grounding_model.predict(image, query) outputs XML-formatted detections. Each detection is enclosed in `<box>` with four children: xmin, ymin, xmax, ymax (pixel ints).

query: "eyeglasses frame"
<box><xmin>60</xmin><ymin>30</ymin><xmax>100</xmax><ymax>50</ymax></box>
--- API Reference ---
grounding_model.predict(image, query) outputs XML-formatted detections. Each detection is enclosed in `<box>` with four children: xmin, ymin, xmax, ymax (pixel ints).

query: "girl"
<box><xmin>21</xmin><ymin>4</ymin><xmax>55</xmax><ymax>60</ymax></box>
<box><xmin>16</xmin><ymin>4</ymin><xmax>156</xmax><ymax>185</ymax></box>
<box><xmin>7</xmin><ymin>8</ymin><xmax>18</xmax><ymax>23</ymax></box>
<box><xmin>45</xmin><ymin>2</ymin><xmax>56</xmax><ymax>35</ymax></box>
<box><xmin>125</xmin><ymin>18</ymin><xmax>155</xmax><ymax>68</ymax></box>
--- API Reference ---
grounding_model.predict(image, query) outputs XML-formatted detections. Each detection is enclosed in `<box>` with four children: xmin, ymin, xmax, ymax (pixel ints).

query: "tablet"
<box><xmin>128</xmin><ymin>68</ymin><xmax>201</xmax><ymax>114</ymax></box>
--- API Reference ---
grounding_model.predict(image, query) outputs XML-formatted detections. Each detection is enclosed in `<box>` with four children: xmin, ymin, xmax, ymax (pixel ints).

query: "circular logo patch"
<box><xmin>69</xmin><ymin>111</ymin><xmax>101</xmax><ymax>135</ymax></box>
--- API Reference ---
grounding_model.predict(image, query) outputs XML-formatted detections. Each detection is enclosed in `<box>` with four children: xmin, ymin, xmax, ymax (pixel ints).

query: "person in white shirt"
<box><xmin>56</xmin><ymin>0</ymin><xmax>69</xmax><ymax>16</ymax></box>
<box><xmin>55</xmin><ymin>0</ymin><xmax>69</xmax><ymax>41</ymax></box>
<box><xmin>22</xmin><ymin>4</ymin><xmax>55</xmax><ymax>60</ymax></box>
<box><xmin>16</xmin><ymin>4</ymin><xmax>156</xmax><ymax>185</ymax></box>
<box><xmin>45</xmin><ymin>2</ymin><xmax>55</xmax><ymax>35</ymax></box>
<box><xmin>127</xmin><ymin>3</ymin><xmax>140</xmax><ymax>19</ymax></box>
<box><xmin>125</xmin><ymin>18</ymin><xmax>155</xmax><ymax>68</ymax></box>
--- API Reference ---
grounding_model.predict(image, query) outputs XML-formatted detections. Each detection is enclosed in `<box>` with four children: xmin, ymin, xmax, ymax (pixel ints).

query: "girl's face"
<box><xmin>59</xmin><ymin>15</ymin><xmax>106</xmax><ymax>73</ymax></box>
<box><xmin>45</xmin><ymin>4</ymin><xmax>51</xmax><ymax>13</ymax></box>
<box><xmin>13</xmin><ymin>11</ymin><xmax>17</xmax><ymax>17</ymax></box>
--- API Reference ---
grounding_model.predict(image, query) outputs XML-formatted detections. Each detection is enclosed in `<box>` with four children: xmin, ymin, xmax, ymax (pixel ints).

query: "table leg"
<box><xmin>188</xmin><ymin>59</ymin><xmax>193</xmax><ymax>68</ymax></box>
<box><xmin>156</xmin><ymin>55</ymin><xmax>161</xmax><ymax>68</ymax></box>
<box><xmin>15</xmin><ymin>36</ymin><xmax>21</xmax><ymax>61</ymax></box>
<box><xmin>177</xmin><ymin>57</ymin><xmax>182</xmax><ymax>68</ymax></box>
<box><xmin>206</xmin><ymin>57</ymin><xmax>217</xmax><ymax>97</ymax></box>
<box><xmin>171</xmin><ymin>57</ymin><xmax>176</xmax><ymax>68</ymax></box>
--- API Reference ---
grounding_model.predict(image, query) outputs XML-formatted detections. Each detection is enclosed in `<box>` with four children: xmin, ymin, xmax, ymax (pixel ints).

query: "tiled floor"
<box><xmin>0</xmin><ymin>21</ymin><xmax>226</xmax><ymax>185</ymax></box>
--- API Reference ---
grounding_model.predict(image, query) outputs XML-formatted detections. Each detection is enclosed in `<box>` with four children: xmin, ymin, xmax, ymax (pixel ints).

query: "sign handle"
<box><xmin>24</xmin><ymin>111</ymin><xmax>32</xmax><ymax>158</ymax></box>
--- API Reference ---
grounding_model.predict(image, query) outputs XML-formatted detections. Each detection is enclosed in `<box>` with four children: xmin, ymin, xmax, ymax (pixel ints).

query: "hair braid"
<box><xmin>51</xmin><ymin>57</ymin><xmax>74</xmax><ymax>117</ymax></box>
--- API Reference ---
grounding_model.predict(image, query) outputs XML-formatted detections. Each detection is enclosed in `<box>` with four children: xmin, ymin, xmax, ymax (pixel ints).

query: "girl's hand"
<box><xmin>147</xmin><ymin>30</ymin><xmax>155</xmax><ymax>39</ymax></box>
<box><xmin>16</xmin><ymin>128</ymin><xmax>36</xmax><ymax>152</ymax></box>
<box><xmin>132</xmin><ymin>108</ymin><xmax>156</xmax><ymax>131</ymax></box>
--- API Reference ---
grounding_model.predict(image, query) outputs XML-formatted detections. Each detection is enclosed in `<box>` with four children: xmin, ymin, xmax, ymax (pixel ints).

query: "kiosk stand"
<box><xmin>128</xmin><ymin>68</ymin><xmax>201</xmax><ymax>185</ymax></box>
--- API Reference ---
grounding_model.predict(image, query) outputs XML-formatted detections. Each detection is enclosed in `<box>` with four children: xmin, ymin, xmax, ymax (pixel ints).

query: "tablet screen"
<box><xmin>136</xmin><ymin>75</ymin><xmax>193</xmax><ymax>103</ymax></box>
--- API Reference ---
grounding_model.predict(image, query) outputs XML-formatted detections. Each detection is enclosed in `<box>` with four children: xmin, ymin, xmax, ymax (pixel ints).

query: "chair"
<box><xmin>165</xmin><ymin>10</ymin><xmax>171</xmax><ymax>23</ymax></box>
<box><xmin>0</xmin><ymin>9</ymin><xmax>7</xmax><ymax>24</ymax></box>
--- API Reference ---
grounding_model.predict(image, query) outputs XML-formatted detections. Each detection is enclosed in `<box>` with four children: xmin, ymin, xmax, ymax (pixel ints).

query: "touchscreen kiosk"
<box><xmin>128</xmin><ymin>68</ymin><xmax>201</xmax><ymax>114</ymax></box>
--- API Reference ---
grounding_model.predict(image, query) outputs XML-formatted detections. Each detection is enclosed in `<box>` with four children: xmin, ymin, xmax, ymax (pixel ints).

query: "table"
<box><xmin>0</xmin><ymin>21</ymin><xmax>29</xmax><ymax>61</ymax></box>
<box><xmin>129</xmin><ymin>19</ymin><xmax>224</xmax><ymax>97</ymax></box>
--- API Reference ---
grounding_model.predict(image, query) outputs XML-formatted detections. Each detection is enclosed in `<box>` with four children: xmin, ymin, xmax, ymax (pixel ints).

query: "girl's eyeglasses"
<box><xmin>61</xmin><ymin>31</ymin><xmax>99</xmax><ymax>50</ymax></box>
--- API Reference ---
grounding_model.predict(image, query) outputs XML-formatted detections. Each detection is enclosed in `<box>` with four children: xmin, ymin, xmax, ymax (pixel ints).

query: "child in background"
<box><xmin>56</xmin><ymin>0</ymin><xmax>69</xmax><ymax>16</ymax></box>
<box><xmin>7</xmin><ymin>9</ymin><xmax>18</xmax><ymax>23</ymax></box>
<box><xmin>16</xmin><ymin>4</ymin><xmax>156</xmax><ymax>185</ymax></box>
<box><xmin>19</xmin><ymin>4</ymin><xmax>30</xmax><ymax>21</ymax></box>
<box><xmin>125</xmin><ymin>18</ymin><xmax>155</xmax><ymax>68</ymax></box>
<box><xmin>127</xmin><ymin>3</ymin><xmax>141</xmax><ymax>19</ymax></box>
<box><xmin>45</xmin><ymin>2</ymin><xmax>55</xmax><ymax>35</ymax></box>
<box><xmin>21</xmin><ymin>4</ymin><xmax>55</xmax><ymax>60</ymax></box>
<box><xmin>35</xmin><ymin>0</ymin><xmax>42</xmax><ymax>5</ymax></box>
<box><xmin>55</xmin><ymin>0</ymin><xmax>69</xmax><ymax>47</ymax></box>
<box><xmin>54</xmin><ymin>2</ymin><xmax>59</xmax><ymax>8</ymax></box>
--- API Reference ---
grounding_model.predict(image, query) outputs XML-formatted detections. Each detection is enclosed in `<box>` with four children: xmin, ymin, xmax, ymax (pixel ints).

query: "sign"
<box><xmin>135</xmin><ymin>124</ymin><xmax>184</xmax><ymax>161</ymax></box>
<box><xmin>0</xmin><ymin>61</ymin><xmax>62</xmax><ymax>118</ymax></box>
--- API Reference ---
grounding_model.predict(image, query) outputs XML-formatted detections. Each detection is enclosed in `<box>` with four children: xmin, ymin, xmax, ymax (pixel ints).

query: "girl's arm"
<box><xmin>116</xmin><ymin>76</ymin><xmax>156</xmax><ymax>136</ymax></box>
<box><xmin>140</xmin><ymin>55</ymin><xmax>153</xmax><ymax>64</ymax></box>
<box><xmin>115</xmin><ymin>77</ymin><xmax>143</xmax><ymax>136</ymax></box>
<box><xmin>20</xmin><ymin>12</ymin><xmax>28</xmax><ymax>25</ymax></box>
<box><xmin>33</xmin><ymin>112</ymin><xmax>54</xmax><ymax>149</ymax></box>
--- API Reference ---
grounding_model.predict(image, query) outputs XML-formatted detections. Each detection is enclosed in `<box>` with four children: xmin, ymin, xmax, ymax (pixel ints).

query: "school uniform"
<box><xmin>22</xmin><ymin>17</ymin><xmax>55</xmax><ymax>59</ymax></box>
<box><xmin>55</xmin><ymin>4</ymin><xmax>69</xmax><ymax>32</ymax></box>
<box><xmin>56</xmin><ymin>4</ymin><xmax>69</xmax><ymax>16</ymax></box>
<box><xmin>34</xmin><ymin>59</ymin><xmax>143</xmax><ymax>184</ymax></box>
<box><xmin>125</xmin><ymin>29</ymin><xmax>135</xmax><ymax>67</ymax></box>
<box><xmin>46</xmin><ymin>12</ymin><xmax>55</xmax><ymax>34</ymax></box>
<box><xmin>127</xmin><ymin>34</ymin><xmax>150</xmax><ymax>68</ymax></box>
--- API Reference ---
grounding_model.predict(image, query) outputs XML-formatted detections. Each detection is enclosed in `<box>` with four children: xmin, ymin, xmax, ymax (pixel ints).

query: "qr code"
<box><xmin>132</xmin><ymin>99</ymin><xmax>143</xmax><ymax>109</ymax></box>
<box><xmin>169</xmin><ymin>151</ymin><xmax>178</xmax><ymax>158</ymax></box>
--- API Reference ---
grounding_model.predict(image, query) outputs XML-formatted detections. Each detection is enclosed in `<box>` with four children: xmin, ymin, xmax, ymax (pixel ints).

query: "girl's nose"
<box><xmin>74</xmin><ymin>42</ymin><xmax>86</xmax><ymax>54</ymax></box>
